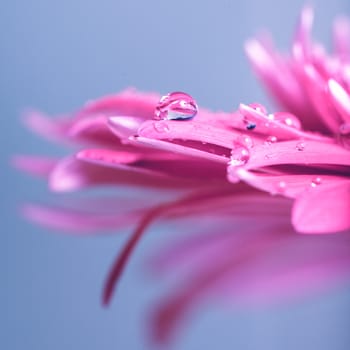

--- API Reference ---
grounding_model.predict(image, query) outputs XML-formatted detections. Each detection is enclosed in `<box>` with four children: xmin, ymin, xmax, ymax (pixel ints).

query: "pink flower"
<box><xmin>237</xmin><ymin>6</ymin><xmax>350</xmax><ymax>233</ymax></box>
<box><xmin>15</xmin><ymin>6</ymin><xmax>350</xmax><ymax>347</ymax></box>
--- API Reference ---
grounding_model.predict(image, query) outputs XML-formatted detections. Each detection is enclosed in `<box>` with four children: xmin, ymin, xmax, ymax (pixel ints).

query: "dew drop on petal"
<box><xmin>296</xmin><ymin>141</ymin><xmax>306</xmax><ymax>151</ymax></box>
<box><xmin>229</xmin><ymin>144</ymin><xmax>250</xmax><ymax>167</ymax></box>
<box><xmin>310</xmin><ymin>177</ymin><xmax>322</xmax><ymax>188</ymax></box>
<box><xmin>276</xmin><ymin>181</ymin><xmax>286</xmax><ymax>193</ymax></box>
<box><xmin>272</xmin><ymin>112</ymin><xmax>302</xmax><ymax>129</ymax></box>
<box><xmin>153</xmin><ymin>121</ymin><xmax>170</xmax><ymax>133</ymax></box>
<box><xmin>265</xmin><ymin>135</ymin><xmax>278</xmax><ymax>145</ymax></box>
<box><xmin>154</xmin><ymin>92</ymin><xmax>198</xmax><ymax>121</ymax></box>
<box><xmin>236</xmin><ymin>134</ymin><xmax>254</xmax><ymax>148</ymax></box>
<box><xmin>248</xmin><ymin>103</ymin><xmax>267</xmax><ymax>115</ymax></box>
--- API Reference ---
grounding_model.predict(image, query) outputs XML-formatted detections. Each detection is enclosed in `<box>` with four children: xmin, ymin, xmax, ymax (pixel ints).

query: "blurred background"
<box><xmin>2</xmin><ymin>0</ymin><xmax>350</xmax><ymax>349</ymax></box>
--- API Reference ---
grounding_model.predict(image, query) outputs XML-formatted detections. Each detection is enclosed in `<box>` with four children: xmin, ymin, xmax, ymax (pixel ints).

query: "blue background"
<box><xmin>2</xmin><ymin>0</ymin><xmax>350</xmax><ymax>349</ymax></box>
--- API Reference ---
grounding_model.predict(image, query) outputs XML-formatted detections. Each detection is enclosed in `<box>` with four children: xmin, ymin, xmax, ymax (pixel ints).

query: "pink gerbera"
<box><xmin>15</xmin><ymin>6</ymin><xmax>350</xmax><ymax>347</ymax></box>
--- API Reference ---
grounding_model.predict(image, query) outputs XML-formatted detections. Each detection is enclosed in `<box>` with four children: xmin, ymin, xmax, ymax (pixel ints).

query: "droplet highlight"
<box><xmin>276</xmin><ymin>181</ymin><xmax>286</xmax><ymax>193</ymax></box>
<box><xmin>154</xmin><ymin>92</ymin><xmax>198</xmax><ymax>121</ymax></box>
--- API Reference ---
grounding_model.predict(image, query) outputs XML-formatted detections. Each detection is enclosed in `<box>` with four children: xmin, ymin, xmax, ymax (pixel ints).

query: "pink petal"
<box><xmin>22</xmin><ymin>203</ymin><xmax>141</xmax><ymax>233</ymax></box>
<box><xmin>23</xmin><ymin>110</ymin><xmax>71</xmax><ymax>143</ymax></box>
<box><xmin>302</xmin><ymin>64</ymin><xmax>341</xmax><ymax>133</ymax></box>
<box><xmin>238</xmin><ymin>103</ymin><xmax>329</xmax><ymax>142</ymax></box>
<box><xmin>108</xmin><ymin>116</ymin><xmax>145</xmax><ymax>139</ymax></box>
<box><xmin>12</xmin><ymin>155</ymin><xmax>58</xmax><ymax>178</ymax></box>
<box><xmin>234</xmin><ymin>169</ymin><xmax>346</xmax><ymax>199</ymax></box>
<box><xmin>76</xmin><ymin>149</ymin><xmax>142</xmax><ymax>166</ymax></box>
<box><xmin>68</xmin><ymin>114</ymin><xmax>121</xmax><ymax>147</ymax></box>
<box><xmin>333</xmin><ymin>16</ymin><xmax>350</xmax><ymax>60</ymax></box>
<box><xmin>292</xmin><ymin>5</ymin><xmax>313</xmax><ymax>62</ymax></box>
<box><xmin>245</xmin><ymin>39</ymin><xmax>306</xmax><ymax>114</ymax></box>
<box><xmin>328</xmin><ymin>79</ymin><xmax>350</xmax><ymax>123</ymax></box>
<box><xmin>292</xmin><ymin>180</ymin><xmax>350</xmax><ymax>233</ymax></box>
<box><xmin>243</xmin><ymin>140</ymin><xmax>350</xmax><ymax>170</ymax></box>
<box><xmin>48</xmin><ymin>155</ymin><xmax>195</xmax><ymax>192</ymax></box>
<box><xmin>132</xmin><ymin>136</ymin><xmax>228</xmax><ymax>164</ymax></box>
<box><xmin>77</xmin><ymin>88</ymin><xmax>160</xmax><ymax>120</ymax></box>
<box><xmin>138</xmin><ymin>119</ymin><xmax>236</xmax><ymax>150</ymax></box>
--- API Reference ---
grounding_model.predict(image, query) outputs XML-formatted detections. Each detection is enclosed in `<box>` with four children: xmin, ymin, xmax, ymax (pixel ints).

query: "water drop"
<box><xmin>236</xmin><ymin>134</ymin><xmax>254</xmax><ymax>148</ymax></box>
<box><xmin>296</xmin><ymin>141</ymin><xmax>305</xmax><ymax>151</ymax></box>
<box><xmin>229</xmin><ymin>144</ymin><xmax>250</xmax><ymax>167</ymax></box>
<box><xmin>265</xmin><ymin>135</ymin><xmax>278</xmax><ymax>145</ymax></box>
<box><xmin>276</xmin><ymin>181</ymin><xmax>286</xmax><ymax>193</ymax></box>
<box><xmin>273</xmin><ymin>112</ymin><xmax>302</xmax><ymax>129</ymax></box>
<box><xmin>153</xmin><ymin>121</ymin><xmax>170</xmax><ymax>133</ymax></box>
<box><xmin>310</xmin><ymin>177</ymin><xmax>322</xmax><ymax>188</ymax></box>
<box><xmin>154</xmin><ymin>92</ymin><xmax>198</xmax><ymax>121</ymax></box>
<box><xmin>248</xmin><ymin>103</ymin><xmax>267</xmax><ymax>115</ymax></box>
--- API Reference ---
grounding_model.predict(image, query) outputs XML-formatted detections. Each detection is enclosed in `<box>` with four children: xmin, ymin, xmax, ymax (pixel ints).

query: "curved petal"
<box><xmin>292</xmin><ymin>180</ymin><xmax>350</xmax><ymax>233</ymax></box>
<box><xmin>22</xmin><ymin>203</ymin><xmax>141</xmax><ymax>234</ymax></box>
<box><xmin>12</xmin><ymin>155</ymin><xmax>58</xmax><ymax>178</ymax></box>
<box><xmin>77</xmin><ymin>89</ymin><xmax>160</xmax><ymax>120</ymax></box>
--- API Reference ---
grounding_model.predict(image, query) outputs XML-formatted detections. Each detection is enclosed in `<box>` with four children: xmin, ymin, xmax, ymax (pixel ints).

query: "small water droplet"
<box><xmin>154</xmin><ymin>92</ymin><xmax>198</xmax><ymax>121</ymax></box>
<box><xmin>276</xmin><ymin>181</ymin><xmax>286</xmax><ymax>193</ymax></box>
<box><xmin>272</xmin><ymin>112</ymin><xmax>302</xmax><ymax>129</ymax></box>
<box><xmin>229</xmin><ymin>144</ymin><xmax>250</xmax><ymax>167</ymax></box>
<box><xmin>236</xmin><ymin>134</ymin><xmax>254</xmax><ymax>148</ymax></box>
<box><xmin>153</xmin><ymin>121</ymin><xmax>170</xmax><ymax>133</ymax></box>
<box><xmin>310</xmin><ymin>177</ymin><xmax>322</xmax><ymax>187</ymax></box>
<box><xmin>265</xmin><ymin>135</ymin><xmax>278</xmax><ymax>145</ymax></box>
<box><xmin>296</xmin><ymin>141</ymin><xmax>305</xmax><ymax>151</ymax></box>
<box><xmin>248</xmin><ymin>103</ymin><xmax>267</xmax><ymax>115</ymax></box>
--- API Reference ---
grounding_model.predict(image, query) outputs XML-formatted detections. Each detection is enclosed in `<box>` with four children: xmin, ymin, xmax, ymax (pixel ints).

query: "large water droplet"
<box><xmin>229</xmin><ymin>144</ymin><xmax>250</xmax><ymax>167</ymax></box>
<box><xmin>154</xmin><ymin>92</ymin><xmax>198</xmax><ymax>121</ymax></box>
<box><xmin>272</xmin><ymin>112</ymin><xmax>302</xmax><ymax>129</ymax></box>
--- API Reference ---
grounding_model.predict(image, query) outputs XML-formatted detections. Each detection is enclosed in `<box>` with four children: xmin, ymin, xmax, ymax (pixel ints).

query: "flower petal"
<box><xmin>22</xmin><ymin>203</ymin><xmax>141</xmax><ymax>234</ymax></box>
<box><xmin>12</xmin><ymin>155</ymin><xmax>58</xmax><ymax>178</ymax></box>
<box><xmin>292</xmin><ymin>180</ymin><xmax>350</xmax><ymax>233</ymax></box>
<box><xmin>328</xmin><ymin>79</ymin><xmax>350</xmax><ymax>123</ymax></box>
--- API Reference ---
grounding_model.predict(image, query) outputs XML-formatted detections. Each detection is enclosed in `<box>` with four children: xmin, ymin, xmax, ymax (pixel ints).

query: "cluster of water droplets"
<box><xmin>242</xmin><ymin>103</ymin><xmax>302</xmax><ymax>131</ymax></box>
<box><xmin>227</xmin><ymin>134</ymin><xmax>254</xmax><ymax>183</ymax></box>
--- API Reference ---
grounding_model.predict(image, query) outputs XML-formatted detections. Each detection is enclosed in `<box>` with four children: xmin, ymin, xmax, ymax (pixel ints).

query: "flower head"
<box><xmin>15</xmin><ymin>6</ymin><xmax>350</xmax><ymax>347</ymax></box>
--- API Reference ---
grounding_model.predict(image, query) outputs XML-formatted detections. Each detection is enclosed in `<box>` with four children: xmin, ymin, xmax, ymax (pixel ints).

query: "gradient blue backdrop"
<box><xmin>2</xmin><ymin>0</ymin><xmax>350</xmax><ymax>349</ymax></box>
